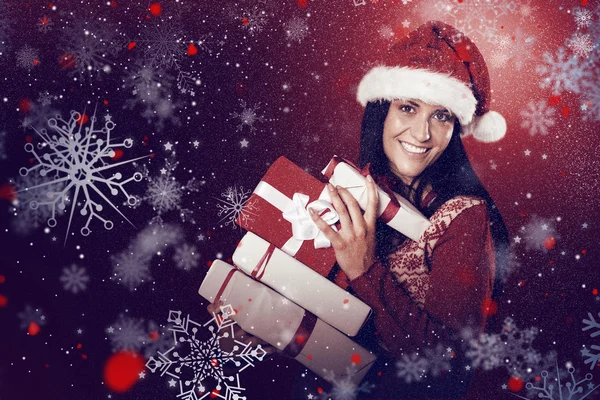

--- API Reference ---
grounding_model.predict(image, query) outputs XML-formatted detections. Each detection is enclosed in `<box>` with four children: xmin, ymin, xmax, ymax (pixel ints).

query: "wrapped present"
<box><xmin>232</xmin><ymin>231</ymin><xmax>371</xmax><ymax>336</ymax></box>
<box><xmin>198</xmin><ymin>260</ymin><xmax>376</xmax><ymax>385</ymax></box>
<box><xmin>321</xmin><ymin>155</ymin><xmax>431</xmax><ymax>241</ymax></box>
<box><xmin>235</xmin><ymin>156</ymin><xmax>340</xmax><ymax>279</ymax></box>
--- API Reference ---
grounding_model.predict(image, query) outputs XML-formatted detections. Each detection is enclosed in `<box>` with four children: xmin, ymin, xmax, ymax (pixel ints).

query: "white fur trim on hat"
<box><xmin>461</xmin><ymin>110</ymin><xmax>507</xmax><ymax>143</ymax></box>
<box><xmin>356</xmin><ymin>66</ymin><xmax>477</xmax><ymax>126</ymax></box>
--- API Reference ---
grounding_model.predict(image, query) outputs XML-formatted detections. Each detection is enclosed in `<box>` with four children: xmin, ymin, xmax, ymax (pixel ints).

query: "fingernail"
<box><xmin>308</xmin><ymin>208</ymin><xmax>315</xmax><ymax>215</ymax></box>
<box><xmin>335</xmin><ymin>185</ymin><xmax>341</xmax><ymax>191</ymax></box>
<box><xmin>327</xmin><ymin>183</ymin><xmax>334</xmax><ymax>192</ymax></box>
<box><xmin>366</xmin><ymin>175</ymin><xmax>373</xmax><ymax>183</ymax></box>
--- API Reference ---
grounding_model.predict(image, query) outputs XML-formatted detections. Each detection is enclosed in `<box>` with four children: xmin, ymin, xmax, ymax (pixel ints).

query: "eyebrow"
<box><xmin>405</xmin><ymin>100</ymin><xmax>451</xmax><ymax>114</ymax></box>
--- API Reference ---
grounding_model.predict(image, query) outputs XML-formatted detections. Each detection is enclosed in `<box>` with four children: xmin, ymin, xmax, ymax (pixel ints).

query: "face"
<box><xmin>382</xmin><ymin>98</ymin><xmax>456</xmax><ymax>185</ymax></box>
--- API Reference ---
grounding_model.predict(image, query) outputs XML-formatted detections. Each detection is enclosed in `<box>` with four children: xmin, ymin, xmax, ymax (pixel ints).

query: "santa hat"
<box><xmin>356</xmin><ymin>20</ymin><xmax>506</xmax><ymax>143</ymax></box>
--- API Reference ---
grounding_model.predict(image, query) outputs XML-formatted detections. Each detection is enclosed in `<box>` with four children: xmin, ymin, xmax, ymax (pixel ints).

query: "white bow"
<box><xmin>282</xmin><ymin>193</ymin><xmax>339</xmax><ymax>249</ymax></box>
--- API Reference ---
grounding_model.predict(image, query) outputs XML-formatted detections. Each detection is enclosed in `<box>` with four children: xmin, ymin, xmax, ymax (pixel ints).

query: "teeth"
<box><xmin>400</xmin><ymin>141</ymin><xmax>428</xmax><ymax>154</ymax></box>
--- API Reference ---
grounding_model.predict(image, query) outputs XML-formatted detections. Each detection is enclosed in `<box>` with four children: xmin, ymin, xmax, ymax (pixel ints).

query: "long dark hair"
<box><xmin>358</xmin><ymin>100</ymin><xmax>509</xmax><ymax>304</ymax></box>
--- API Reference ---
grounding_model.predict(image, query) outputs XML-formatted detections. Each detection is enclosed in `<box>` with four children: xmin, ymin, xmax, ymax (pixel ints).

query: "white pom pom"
<box><xmin>462</xmin><ymin>111</ymin><xmax>507</xmax><ymax>143</ymax></box>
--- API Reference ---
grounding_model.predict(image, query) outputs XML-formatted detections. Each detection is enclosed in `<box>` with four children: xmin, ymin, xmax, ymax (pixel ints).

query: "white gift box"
<box><xmin>232</xmin><ymin>231</ymin><xmax>371</xmax><ymax>337</ymax></box>
<box><xmin>321</xmin><ymin>156</ymin><xmax>431</xmax><ymax>241</ymax></box>
<box><xmin>198</xmin><ymin>260</ymin><xmax>376</xmax><ymax>385</ymax></box>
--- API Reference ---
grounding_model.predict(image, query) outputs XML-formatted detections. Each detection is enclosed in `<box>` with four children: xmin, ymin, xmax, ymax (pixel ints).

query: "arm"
<box><xmin>347</xmin><ymin>204</ymin><xmax>495</xmax><ymax>358</ymax></box>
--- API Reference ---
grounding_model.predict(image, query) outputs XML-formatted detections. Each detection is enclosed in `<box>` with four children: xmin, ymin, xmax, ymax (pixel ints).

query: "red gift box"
<box><xmin>235</xmin><ymin>156</ymin><xmax>345</xmax><ymax>285</ymax></box>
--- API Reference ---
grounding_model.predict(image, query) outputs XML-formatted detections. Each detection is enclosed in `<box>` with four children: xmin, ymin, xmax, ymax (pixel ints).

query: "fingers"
<box><xmin>308</xmin><ymin>207</ymin><xmax>343</xmax><ymax>248</ymax></box>
<box><xmin>363</xmin><ymin>175</ymin><xmax>379</xmax><ymax>228</ymax></box>
<box><xmin>326</xmin><ymin>183</ymin><xmax>352</xmax><ymax>229</ymax></box>
<box><xmin>335</xmin><ymin>186</ymin><xmax>366</xmax><ymax>234</ymax></box>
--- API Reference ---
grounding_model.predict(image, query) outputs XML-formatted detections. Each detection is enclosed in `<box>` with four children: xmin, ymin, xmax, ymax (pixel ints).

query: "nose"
<box><xmin>410</xmin><ymin>114</ymin><xmax>431</xmax><ymax>142</ymax></box>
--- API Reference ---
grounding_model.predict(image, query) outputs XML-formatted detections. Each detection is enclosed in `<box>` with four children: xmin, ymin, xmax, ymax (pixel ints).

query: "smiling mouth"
<box><xmin>398</xmin><ymin>140</ymin><xmax>430</xmax><ymax>154</ymax></box>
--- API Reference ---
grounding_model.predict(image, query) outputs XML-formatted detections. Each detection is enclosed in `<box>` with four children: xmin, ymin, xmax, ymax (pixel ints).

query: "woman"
<box><xmin>307</xmin><ymin>20</ymin><xmax>510</xmax><ymax>398</ymax></box>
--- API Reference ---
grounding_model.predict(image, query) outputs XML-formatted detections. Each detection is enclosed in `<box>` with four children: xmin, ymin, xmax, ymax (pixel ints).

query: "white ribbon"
<box><xmin>253</xmin><ymin>181</ymin><xmax>338</xmax><ymax>257</ymax></box>
<box><xmin>282</xmin><ymin>193</ymin><xmax>339</xmax><ymax>249</ymax></box>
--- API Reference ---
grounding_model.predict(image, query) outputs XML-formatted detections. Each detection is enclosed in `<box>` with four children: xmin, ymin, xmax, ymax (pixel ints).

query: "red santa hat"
<box><xmin>356</xmin><ymin>20</ymin><xmax>506</xmax><ymax>143</ymax></box>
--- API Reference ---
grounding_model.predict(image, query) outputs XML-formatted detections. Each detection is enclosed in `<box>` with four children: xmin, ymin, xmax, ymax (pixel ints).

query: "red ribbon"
<box><xmin>251</xmin><ymin>243</ymin><xmax>276</xmax><ymax>281</ymax></box>
<box><xmin>282</xmin><ymin>311</ymin><xmax>318</xmax><ymax>358</ymax></box>
<box><xmin>322</xmin><ymin>156</ymin><xmax>402</xmax><ymax>224</ymax></box>
<box><xmin>214</xmin><ymin>267</ymin><xmax>239</xmax><ymax>306</ymax></box>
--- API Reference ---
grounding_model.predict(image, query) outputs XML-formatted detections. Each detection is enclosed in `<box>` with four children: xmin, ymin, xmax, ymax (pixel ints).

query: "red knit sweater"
<box><xmin>348</xmin><ymin>195</ymin><xmax>496</xmax><ymax>359</ymax></box>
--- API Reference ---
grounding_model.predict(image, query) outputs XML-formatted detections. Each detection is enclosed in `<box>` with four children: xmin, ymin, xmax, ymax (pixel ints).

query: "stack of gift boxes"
<box><xmin>198</xmin><ymin>156</ymin><xmax>432</xmax><ymax>386</ymax></box>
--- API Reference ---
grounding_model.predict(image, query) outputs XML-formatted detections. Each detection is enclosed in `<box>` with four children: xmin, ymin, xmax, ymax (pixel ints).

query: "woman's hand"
<box><xmin>309</xmin><ymin>174</ymin><xmax>379</xmax><ymax>281</ymax></box>
<box><xmin>206</xmin><ymin>303</ymin><xmax>278</xmax><ymax>358</ymax></box>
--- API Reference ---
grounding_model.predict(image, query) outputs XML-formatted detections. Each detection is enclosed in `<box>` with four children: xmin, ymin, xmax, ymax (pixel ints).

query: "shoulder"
<box><xmin>422</xmin><ymin>196</ymin><xmax>490</xmax><ymax>248</ymax></box>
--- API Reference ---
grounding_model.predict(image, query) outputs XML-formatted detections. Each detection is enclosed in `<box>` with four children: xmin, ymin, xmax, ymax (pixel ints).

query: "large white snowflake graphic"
<box><xmin>18</xmin><ymin>107</ymin><xmax>146</xmax><ymax>243</ymax></box>
<box><xmin>145</xmin><ymin>309</ymin><xmax>267</xmax><ymax>400</ymax></box>
<box><xmin>536</xmin><ymin>46</ymin><xmax>593</xmax><ymax>94</ymax></box>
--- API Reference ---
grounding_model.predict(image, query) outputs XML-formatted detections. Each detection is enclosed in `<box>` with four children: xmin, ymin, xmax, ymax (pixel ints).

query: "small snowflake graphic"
<box><xmin>520</xmin><ymin>99</ymin><xmax>556</xmax><ymax>137</ymax></box>
<box><xmin>319</xmin><ymin>364</ymin><xmax>375</xmax><ymax>400</ymax></box>
<box><xmin>139</xmin><ymin>156</ymin><xmax>199</xmax><ymax>225</ymax></box>
<box><xmin>567</xmin><ymin>32</ymin><xmax>596</xmax><ymax>58</ymax></box>
<box><xmin>107</xmin><ymin>314</ymin><xmax>147</xmax><ymax>352</ymax></box>
<box><xmin>284</xmin><ymin>16</ymin><xmax>309</xmax><ymax>44</ymax></box>
<box><xmin>16</xmin><ymin>45</ymin><xmax>39</xmax><ymax>70</ymax></box>
<box><xmin>241</xmin><ymin>6</ymin><xmax>268</xmax><ymax>35</ymax></box>
<box><xmin>173</xmin><ymin>243</ymin><xmax>200</xmax><ymax>271</ymax></box>
<box><xmin>230</xmin><ymin>99</ymin><xmax>265</xmax><ymax>134</ymax></box>
<box><xmin>573</xmin><ymin>7</ymin><xmax>594</xmax><ymax>29</ymax></box>
<box><xmin>216</xmin><ymin>185</ymin><xmax>259</xmax><ymax>229</ymax></box>
<box><xmin>145</xmin><ymin>309</ymin><xmax>267</xmax><ymax>400</ymax></box>
<box><xmin>396</xmin><ymin>353</ymin><xmax>428</xmax><ymax>383</ymax></box>
<box><xmin>17</xmin><ymin>305</ymin><xmax>46</xmax><ymax>331</ymax></box>
<box><xmin>59</xmin><ymin>264</ymin><xmax>90</xmax><ymax>294</ymax></box>
<box><xmin>111</xmin><ymin>250</ymin><xmax>152</xmax><ymax>291</ymax></box>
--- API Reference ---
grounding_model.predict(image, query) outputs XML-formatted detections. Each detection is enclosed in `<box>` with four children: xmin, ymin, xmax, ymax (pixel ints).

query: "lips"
<box><xmin>399</xmin><ymin>140</ymin><xmax>430</xmax><ymax>154</ymax></box>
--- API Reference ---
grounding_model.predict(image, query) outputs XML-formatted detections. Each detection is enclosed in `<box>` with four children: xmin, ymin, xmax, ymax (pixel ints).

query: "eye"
<box><xmin>399</xmin><ymin>104</ymin><xmax>415</xmax><ymax>113</ymax></box>
<box><xmin>434</xmin><ymin>112</ymin><xmax>452</xmax><ymax>123</ymax></box>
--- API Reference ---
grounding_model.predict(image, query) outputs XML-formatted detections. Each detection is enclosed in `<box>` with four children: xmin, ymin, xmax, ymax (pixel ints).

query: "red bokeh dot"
<box><xmin>507</xmin><ymin>376</ymin><xmax>524</xmax><ymax>392</ymax></box>
<box><xmin>544</xmin><ymin>237</ymin><xmax>556</xmax><ymax>250</ymax></box>
<box><xmin>149</xmin><ymin>3</ymin><xmax>161</xmax><ymax>16</ymax></box>
<box><xmin>351</xmin><ymin>353</ymin><xmax>361</xmax><ymax>365</ymax></box>
<box><xmin>104</xmin><ymin>351</ymin><xmax>145</xmax><ymax>393</ymax></box>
